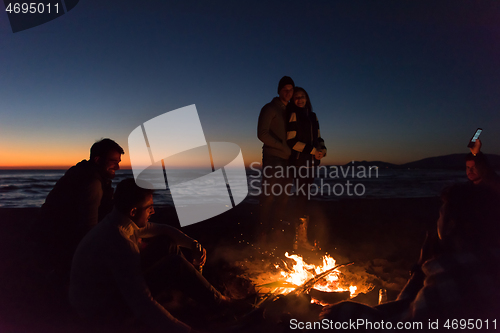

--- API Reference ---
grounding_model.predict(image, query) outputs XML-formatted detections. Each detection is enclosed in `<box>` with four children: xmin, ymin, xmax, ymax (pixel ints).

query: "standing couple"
<box><xmin>257</xmin><ymin>76</ymin><xmax>327</xmax><ymax>251</ymax></box>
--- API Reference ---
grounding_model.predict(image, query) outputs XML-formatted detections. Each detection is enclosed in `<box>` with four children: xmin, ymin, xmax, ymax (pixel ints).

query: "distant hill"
<box><xmin>341</xmin><ymin>153</ymin><xmax>500</xmax><ymax>170</ymax></box>
<box><xmin>400</xmin><ymin>153</ymin><xmax>500</xmax><ymax>169</ymax></box>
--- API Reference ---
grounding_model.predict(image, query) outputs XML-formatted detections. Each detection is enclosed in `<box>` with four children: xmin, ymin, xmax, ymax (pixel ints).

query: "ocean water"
<box><xmin>0</xmin><ymin>167</ymin><xmax>466</xmax><ymax>208</ymax></box>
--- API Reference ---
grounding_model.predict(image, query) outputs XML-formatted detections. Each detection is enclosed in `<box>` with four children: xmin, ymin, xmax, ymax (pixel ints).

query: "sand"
<box><xmin>0</xmin><ymin>197</ymin><xmax>442</xmax><ymax>332</ymax></box>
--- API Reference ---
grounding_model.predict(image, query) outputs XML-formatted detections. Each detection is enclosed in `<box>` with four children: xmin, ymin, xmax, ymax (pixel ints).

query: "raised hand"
<box><xmin>470</xmin><ymin>138</ymin><xmax>482</xmax><ymax>155</ymax></box>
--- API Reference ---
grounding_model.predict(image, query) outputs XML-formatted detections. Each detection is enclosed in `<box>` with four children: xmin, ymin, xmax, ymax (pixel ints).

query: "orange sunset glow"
<box><xmin>0</xmin><ymin>146</ymin><xmax>132</xmax><ymax>169</ymax></box>
<box><xmin>0</xmin><ymin>146</ymin><xmax>261</xmax><ymax>170</ymax></box>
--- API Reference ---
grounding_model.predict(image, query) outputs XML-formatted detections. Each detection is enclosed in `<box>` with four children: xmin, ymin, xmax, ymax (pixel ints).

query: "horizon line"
<box><xmin>0</xmin><ymin>151</ymin><xmax>491</xmax><ymax>170</ymax></box>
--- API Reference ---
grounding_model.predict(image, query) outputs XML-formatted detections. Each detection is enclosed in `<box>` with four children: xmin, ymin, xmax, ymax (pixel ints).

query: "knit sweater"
<box><xmin>69</xmin><ymin>209</ymin><xmax>191</xmax><ymax>333</ymax></box>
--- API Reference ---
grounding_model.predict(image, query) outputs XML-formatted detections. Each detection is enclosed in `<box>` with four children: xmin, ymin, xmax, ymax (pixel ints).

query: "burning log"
<box><xmin>254</xmin><ymin>261</ymin><xmax>354</xmax><ymax>312</ymax></box>
<box><xmin>289</xmin><ymin>261</ymin><xmax>354</xmax><ymax>296</ymax></box>
<box><xmin>242</xmin><ymin>264</ymin><xmax>355</xmax><ymax>327</ymax></box>
<box><xmin>309</xmin><ymin>289</ymin><xmax>350</xmax><ymax>304</ymax></box>
<box><xmin>234</xmin><ymin>250</ymin><xmax>374</xmax><ymax>331</ymax></box>
<box><xmin>230</xmin><ymin>254</ymin><xmax>370</xmax><ymax>331</ymax></box>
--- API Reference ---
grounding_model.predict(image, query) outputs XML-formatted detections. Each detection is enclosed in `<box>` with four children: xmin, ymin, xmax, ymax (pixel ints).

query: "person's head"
<box><xmin>114</xmin><ymin>178</ymin><xmax>155</xmax><ymax>228</ymax></box>
<box><xmin>277</xmin><ymin>76</ymin><xmax>294</xmax><ymax>105</ymax></box>
<box><xmin>465</xmin><ymin>152</ymin><xmax>494</xmax><ymax>185</ymax></box>
<box><xmin>437</xmin><ymin>183</ymin><xmax>500</xmax><ymax>252</ymax></box>
<box><xmin>292</xmin><ymin>87</ymin><xmax>313</xmax><ymax>111</ymax></box>
<box><xmin>90</xmin><ymin>138</ymin><xmax>124</xmax><ymax>179</ymax></box>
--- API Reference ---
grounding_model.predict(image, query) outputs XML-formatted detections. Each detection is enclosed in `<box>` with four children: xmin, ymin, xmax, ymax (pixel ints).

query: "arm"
<box><xmin>396</xmin><ymin>266</ymin><xmax>425</xmax><ymax>301</ymax></box>
<box><xmin>109</xmin><ymin>241</ymin><xmax>191</xmax><ymax>333</ymax></box>
<box><xmin>287</xmin><ymin>111</ymin><xmax>318</xmax><ymax>155</ymax></box>
<box><xmin>258</xmin><ymin>105</ymin><xmax>290</xmax><ymax>152</ymax></box>
<box><xmin>137</xmin><ymin>222</ymin><xmax>196</xmax><ymax>249</ymax></box>
<box><xmin>397</xmin><ymin>231</ymin><xmax>438</xmax><ymax>301</ymax></box>
<box><xmin>138</xmin><ymin>223</ymin><xmax>206</xmax><ymax>268</ymax></box>
<box><xmin>315</xmin><ymin>115</ymin><xmax>327</xmax><ymax>158</ymax></box>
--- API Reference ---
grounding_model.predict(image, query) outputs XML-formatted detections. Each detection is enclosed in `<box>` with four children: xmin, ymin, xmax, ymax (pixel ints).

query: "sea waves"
<box><xmin>0</xmin><ymin>168</ymin><xmax>466</xmax><ymax>208</ymax></box>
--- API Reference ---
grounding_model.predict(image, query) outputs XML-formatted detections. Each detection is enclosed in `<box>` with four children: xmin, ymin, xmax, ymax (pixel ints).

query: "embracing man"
<box><xmin>257</xmin><ymin>76</ymin><xmax>294</xmax><ymax>248</ymax></box>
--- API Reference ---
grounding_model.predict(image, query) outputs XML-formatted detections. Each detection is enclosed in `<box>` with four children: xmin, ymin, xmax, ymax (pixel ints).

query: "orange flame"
<box><xmin>256</xmin><ymin>252</ymin><xmax>371</xmax><ymax>300</ymax></box>
<box><xmin>277</xmin><ymin>252</ymin><xmax>358</xmax><ymax>296</ymax></box>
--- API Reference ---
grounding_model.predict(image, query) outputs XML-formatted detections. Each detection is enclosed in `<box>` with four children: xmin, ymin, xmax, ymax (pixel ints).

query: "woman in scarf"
<box><xmin>286</xmin><ymin>87</ymin><xmax>327</xmax><ymax>250</ymax></box>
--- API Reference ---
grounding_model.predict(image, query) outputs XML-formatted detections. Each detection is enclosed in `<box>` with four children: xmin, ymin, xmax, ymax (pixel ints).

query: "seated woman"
<box><xmin>319</xmin><ymin>182</ymin><xmax>500</xmax><ymax>327</ymax></box>
<box><xmin>286</xmin><ymin>87</ymin><xmax>327</xmax><ymax>250</ymax></box>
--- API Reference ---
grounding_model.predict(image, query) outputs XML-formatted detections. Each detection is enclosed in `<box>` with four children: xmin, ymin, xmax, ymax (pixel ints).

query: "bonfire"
<box><xmin>251</xmin><ymin>252</ymin><xmax>373</xmax><ymax>306</ymax></box>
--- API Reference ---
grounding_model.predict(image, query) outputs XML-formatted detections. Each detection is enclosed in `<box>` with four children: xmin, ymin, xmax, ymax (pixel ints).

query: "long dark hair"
<box><xmin>293</xmin><ymin>87</ymin><xmax>313</xmax><ymax>113</ymax></box>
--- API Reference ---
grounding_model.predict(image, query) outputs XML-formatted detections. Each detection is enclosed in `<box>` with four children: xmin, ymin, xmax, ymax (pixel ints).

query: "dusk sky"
<box><xmin>1</xmin><ymin>0</ymin><xmax>499</xmax><ymax>168</ymax></box>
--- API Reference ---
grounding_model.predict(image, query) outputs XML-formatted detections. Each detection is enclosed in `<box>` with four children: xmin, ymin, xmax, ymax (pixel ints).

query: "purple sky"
<box><xmin>1</xmin><ymin>0</ymin><xmax>499</xmax><ymax>167</ymax></box>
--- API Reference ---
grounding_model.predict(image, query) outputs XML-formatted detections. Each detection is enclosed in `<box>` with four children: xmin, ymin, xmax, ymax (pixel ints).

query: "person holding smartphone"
<box><xmin>466</xmin><ymin>139</ymin><xmax>500</xmax><ymax>194</ymax></box>
<box><xmin>286</xmin><ymin>87</ymin><xmax>326</xmax><ymax>250</ymax></box>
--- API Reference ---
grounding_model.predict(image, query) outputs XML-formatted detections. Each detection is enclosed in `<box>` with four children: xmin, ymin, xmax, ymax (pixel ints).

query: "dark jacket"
<box><xmin>286</xmin><ymin>103</ymin><xmax>326</xmax><ymax>167</ymax></box>
<box><xmin>257</xmin><ymin>97</ymin><xmax>291</xmax><ymax>160</ymax></box>
<box><xmin>40</xmin><ymin>160</ymin><xmax>114</xmax><ymax>269</ymax></box>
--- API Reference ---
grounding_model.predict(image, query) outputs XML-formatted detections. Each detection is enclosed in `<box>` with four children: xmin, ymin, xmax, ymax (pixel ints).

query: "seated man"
<box><xmin>37</xmin><ymin>138</ymin><xmax>124</xmax><ymax>274</ymax></box>
<box><xmin>320</xmin><ymin>183</ymin><xmax>500</xmax><ymax>326</ymax></box>
<box><xmin>69</xmin><ymin>178</ymin><xmax>230</xmax><ymax>333</ymax></box>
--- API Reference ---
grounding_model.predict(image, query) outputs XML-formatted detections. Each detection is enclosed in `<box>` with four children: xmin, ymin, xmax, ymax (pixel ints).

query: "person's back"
<box><xmin>41</xmin><ymin>160</ymin><xmax>113</xmax><ymax>252</ymax></box>
<box><xmin>320</xmin><ymin>183</ymin><xmax>500</xmax><ymax>326</ymax></box>
<box><xmin>409</xmin><ymin>183</ymin><xmax>500</xmax><ymax>321</ymax></box>
<box><xmin>36</xmin><ymin>138</ymin><xmax>123</xmax><ymax>274</ymax></box>
<box><xmin>411</xmin><ymin>248</ymin><xmax>500</xmax><ymax>320</ymax></box>
<box><xmin>69</xmin><ymin>210</ymin><xmax>140</xmax><ymax>322</ymax></box>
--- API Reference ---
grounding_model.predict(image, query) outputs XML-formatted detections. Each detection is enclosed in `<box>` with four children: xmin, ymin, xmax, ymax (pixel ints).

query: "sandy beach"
<box><xmin>0</xmin><ymin>197</ymin><xmax>442</xmax><ymax>332</ymax></box>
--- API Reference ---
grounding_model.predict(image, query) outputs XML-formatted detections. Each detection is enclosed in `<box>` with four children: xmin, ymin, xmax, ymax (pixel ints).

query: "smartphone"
<box><xmin>467</xmin><ymin>128</ymin><xmax>482</xmax><ymax>148</ymax></box>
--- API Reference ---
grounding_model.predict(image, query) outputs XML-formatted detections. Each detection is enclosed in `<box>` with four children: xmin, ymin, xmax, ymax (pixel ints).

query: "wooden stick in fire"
<box><xmin>232</xmin><ymin>262</ymin><xmax>356</xmax><ymax>328</ymax></box>
<box><xmin>290</xmin><ymin>261</ymin><xmax>354</xmax><ymax>296</ymax></box>
<box><xmin>254</xmin><ymin>261</ymin><xmax>354</xmax><ymax>310</ymax></box>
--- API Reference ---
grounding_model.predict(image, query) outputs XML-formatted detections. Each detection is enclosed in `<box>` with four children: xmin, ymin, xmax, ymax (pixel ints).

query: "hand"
<box><xmin>470</xmin><ymin>138</ymin><xmax>482</xmax><ymax>155</ymax></box>
<box><xmin>191</xmin><ymin>241</ymin><xmax>207</xmax><ymax>267</ymax></box>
